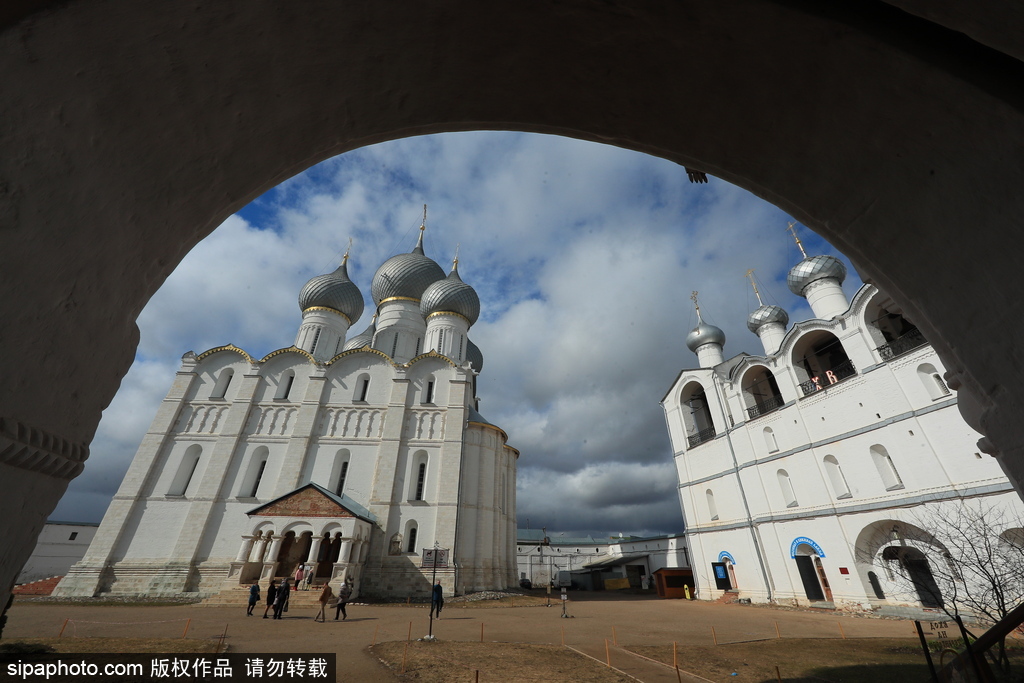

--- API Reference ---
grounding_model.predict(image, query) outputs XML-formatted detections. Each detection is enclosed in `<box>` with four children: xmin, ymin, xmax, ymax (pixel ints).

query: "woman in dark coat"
<box><xmin>246</xmin><ymin>581</ymin><xmax>260</xmax><ymax>616</ymax></box>
<box><xmin>262</xmin><ymin>580</ymin><xmax>278</xmax><ymax>619</ymax></box>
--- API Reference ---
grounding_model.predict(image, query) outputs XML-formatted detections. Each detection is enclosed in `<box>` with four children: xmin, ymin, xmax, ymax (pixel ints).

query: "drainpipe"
<box><xmin>711</xmin><ymin>373</ymin><xmax>775</xmax><ymax>602</ymax></box>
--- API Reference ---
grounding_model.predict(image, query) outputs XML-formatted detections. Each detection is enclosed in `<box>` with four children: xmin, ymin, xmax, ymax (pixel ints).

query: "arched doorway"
<box><xmin>792</xmin><ymin>541</ymin><xmax>832</xmax><ymax>603</ymax></box>
<box><xmin>881</xmin><ymin>546</ymin><xmax>943</xmax><ymax>608</ymax></box>
<box><xmin>4</xmin><ymin>3</ymin><xmax>1024</xmax><ymax>612</ymax></box>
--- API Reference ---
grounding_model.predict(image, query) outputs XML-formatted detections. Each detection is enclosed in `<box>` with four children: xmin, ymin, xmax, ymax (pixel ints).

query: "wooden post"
<box><xmin>838</xmin><ymin>621</ymin><xmax>846</xmax><ymax>640</ymax></box>
<box><xmin>58</xmin><ymin>618</ymin><xmax>69</xmax><ymax>638</ymax></box>
<box><xmin>673</xmin><ymin>641</ymin><xmax>678</xmax><ymax>669</ymax></box>
<box><xmin>401</xmin><ymin>641</ymin><xmax>409</xmax><ymax>674</ymax></box>
<box><xmin>406</xmin><ymin>596</ymin><xmax>410</xmax><ymax>605</ymax></box>
<box><xmin>217</xmin><ymin>623</ymin><xmax>229</xmax><ymax>653</ymax></box>
<box><xmin>480</xmin><ymin>622</ymin><xmax>484</xmax><ymax>642</ymax></box>
<box><xmin>775</xmin><ymin>621</ymin><xmax>781</xmax><ymax>639</ymax></box>
<box><xmin>475</xmin><ymin>671</ymin><xmax>479</xmax><ymax>683</ymax></box>
<box><xmin>775</xmin><ymin>665</ymin><xmax>782</xmax><ymax>682</ymax></box>
<box><xmin>711</xmin><ymin>626</ymin><xmax>718</xmax><ymax>646</ymax></box>
<box><xmin>407</xmin><ymin>621</ymin><xmax>413</xmax><ymax>641</ymax></box>
<box><xmin>612</xmin><ymin>626</ymin><xmax>617</xmax><ymax>646</ymax></box>
<box><xmin>605</xmin><ymin>639</ymin><xmax>611</xmax><ymax>667</ymax></box>
<box><xmin>372</xmin><ymin>624</ymin><xmax>379</xmax><ymax>646</ymax></box>
<box><xmin>181</xmin><ymin>618</ymin><xmax>191</xmax><ymax>639</ymax></box>
<box><xmin>675</xmin><ymin>664</ymin><xmax>683</xmax><ymax>683</ymax></box>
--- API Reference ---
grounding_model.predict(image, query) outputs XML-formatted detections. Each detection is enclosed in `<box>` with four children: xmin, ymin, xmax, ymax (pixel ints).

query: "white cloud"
<box><xmin>52</xmin><ymin>131</ymin><xmax>861</xmax><ymax>536</ymax></box>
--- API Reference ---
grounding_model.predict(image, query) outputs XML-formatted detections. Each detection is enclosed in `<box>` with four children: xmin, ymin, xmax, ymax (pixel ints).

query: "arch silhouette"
<box><xmin>3</xmin><ymin>2</ymin><xmax>1024</xmax><ymax>609</ymax></box>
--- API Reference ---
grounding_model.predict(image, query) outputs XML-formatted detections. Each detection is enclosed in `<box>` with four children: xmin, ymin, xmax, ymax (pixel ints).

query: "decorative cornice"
<box><xmin>326</xmin><ymin>346</ymin><xmax>396</xmax><ymax>366</ymax></box>
<box><xmin>0</xmin><ymin>417</ymin><xmax>89</xmax><ymax>480</ymax></box>
<box><xmin>194</xmin><ymin>344</ymin><xmax>255</xmax><ymax>364</ymax></box>
<box><xmin>378</xmin><ymin>296</ymin><xmax>421</xmax><ymax>306</ymax></box>
<box><xmin>301</xmin><ymin>306</ymin><xmax>352</xmax><ymax>325</ymax></box>
<box><xmin>407</xmin><ymin>350</ymin><xmax>457</xmax><ymax>368</ymax></box>
<box><xmin>426</xmin><ymin>310</ymin><xmax>471</xmax><ymax>325</ymax></box>
<box><xmin>259</xmin><ymin>346</ymin><xmax>318</xmax><ymax>364</ymax></box>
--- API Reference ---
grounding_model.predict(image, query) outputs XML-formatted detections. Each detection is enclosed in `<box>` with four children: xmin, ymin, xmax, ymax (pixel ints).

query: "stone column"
<box><xmin>307</xmin><ymin>536</ymin><xmax>323</xmax><ymax>577</ymax></box>
<box><xmin>339</xmin><ymin>539</ymin><xmax>353</xmax><ymax>564</ymax></box>
<box><xmin>235</xmin><ymin>535</ymin><xmax>255</xmax><ymax>563</ymax></box>
<box><xmin>250</xmin><ymin>535</ymin><xmax>269</xmax><ymax>563</ymax></box>
<box><xmin>267</xmin><ymin>536</ymin><xmax>284</xmax><ymax>562</ymax></box>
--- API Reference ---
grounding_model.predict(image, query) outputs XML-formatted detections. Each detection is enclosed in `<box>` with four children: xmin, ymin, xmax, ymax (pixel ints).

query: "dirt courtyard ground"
<box><xmin>4</xmin><ymin>592</ymin><xmax>929</xmax><ymax>681</ymax></box>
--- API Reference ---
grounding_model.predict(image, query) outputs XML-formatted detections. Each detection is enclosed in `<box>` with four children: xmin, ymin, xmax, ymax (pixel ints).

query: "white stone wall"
<box><xmin>666</xmin><ymin>284</ymin><xmax>1024</xmax><ymax>608</ymax></box>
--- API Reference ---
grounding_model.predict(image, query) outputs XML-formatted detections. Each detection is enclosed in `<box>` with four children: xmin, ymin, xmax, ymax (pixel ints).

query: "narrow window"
<box><xmin>777</xmin><ymin>469</ymin><xmax>798</xmax><ymax>507</ymax></box>
<box><xmin>458</xmin><ymin>335</ymin><xmax>464</xmax><ymax>360</ymax></box>
<box><xmin>415</xmin><ymin>337</ymin><xmax>421</xmax><ymax>356</ymax></box>
<box><xmin>871</xmin><ymin>444</ymin><xmax>905</xmax><ymax>490</ymax></box>
<box><xmin>169</xmin><ymin>445</ymin><xmax>203</xmax><ymax>496</ymax></box>
<box><xmin>425</xmin><ymin>380</ymin><xmax>435</xmax><ymax>404</ymax></box>
<box><xmin>310</xmin><ymin>328</ymin><xmax>322</xmax><ymax>354</ymax></box>
<box><xmin>918</xmin><ymin>363</ymin><xmax>951</xmax><ymax>400</ymax></box>
<box><xmin>406</xmin><ymin>526</ymin><xmax>418</xmax><ymax>554</ymax></box>
<box><xmin>415</xmin><ymin>462</ymin><xmax>427</xmax><ymax>500</ymax></box>
<box><xmin>438</xmin><ymin>329</ymin><xmax>445</xmax><ymax>350</ymax></box>
<box><xmin>211</xmin><ymin>368</ymin><xmax>234</xmax><ymax>399</ymax></box>
<box><xmin>250</xmin><ymin>460</ymin><xmax>267</xmax><ymax>498</ymax></box>
<box><xmin>823</xmin><ymin>455</ymin><xmax>852</xmax><ymax>499</ymax></box>
<box><xmin>390</xmin><ymin>333</ymin><xmax>399</xmax><ymax>357</ymax></box>
<box><xmin>275</xmin><ymin>371</ymin><xmax>295</xmax><ymax>400</ymax></box>
<box><xmin>335</xmin><ymin>461</ymin><xmax>349</xmax><ymax>495</ymax></box>
<box><xmin>706</xmin><ymin>489</ymin><xmax>719</xmax><ymax>521</ymax></box>
<box><xmin>69</xmin><ymin>532</ymin><xmax>78</xmax><ymax>541</ymax></box>
<box><xmin>334</xmin><ymin>338</ymin><xmax>342</xmax><ymax>356</ymax></box>
<box><xmin>358</xmin><ymin>378</ymin><xmax>369</xmax><ymax>402</ymax></box>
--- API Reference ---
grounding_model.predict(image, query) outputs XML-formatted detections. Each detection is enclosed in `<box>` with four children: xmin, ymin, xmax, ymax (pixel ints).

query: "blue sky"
<box><xmin>51</xmin><ymin>131</ymin><xmax>860</xmax><ymax>537</ymax></box>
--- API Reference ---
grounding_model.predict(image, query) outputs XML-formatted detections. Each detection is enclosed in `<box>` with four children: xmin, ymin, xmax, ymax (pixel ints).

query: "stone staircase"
<box><xmin>13</xmin><ymin>576</ymin><xmax>63</xmax><ymax>595</ymax></box>
<box><xmin>199</xmin><ymin>584</ymin><xmax>327</xmax><ymax>610</ymax></box>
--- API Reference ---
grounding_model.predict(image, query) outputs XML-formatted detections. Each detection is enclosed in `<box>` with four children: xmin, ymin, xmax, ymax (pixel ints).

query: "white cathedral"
<box><xmin>56</xmin><ymin>224</ymin><xmax>519</xmax><ymax>599</ymax></box>
<box><xmin>662</xmin><ymin>231</ymin><xmax>1024</xmax><ymax>611</ymax></box>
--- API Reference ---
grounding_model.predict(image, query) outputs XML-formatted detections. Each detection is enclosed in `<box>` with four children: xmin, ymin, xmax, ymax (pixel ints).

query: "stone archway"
<box><xmin>4</xmin><ymin>2</ymin><xmax>1024</xmax><ymax>610</ymax></box>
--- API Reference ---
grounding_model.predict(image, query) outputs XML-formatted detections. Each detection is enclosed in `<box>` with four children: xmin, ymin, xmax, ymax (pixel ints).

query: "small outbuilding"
<box><xmin>654</xmin><ymin>568</ymin><xmax>695</xmax><ymax>599</ymax></box>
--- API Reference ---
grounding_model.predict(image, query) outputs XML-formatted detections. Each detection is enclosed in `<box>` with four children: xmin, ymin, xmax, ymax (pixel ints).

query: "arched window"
<box><xmin>823</xmin><ymin>455</ymin><xmax>852</xmax><ymax>499</ymax></box>
<box><xmin>866</xmin><ymin>298</ymin><xmax>925</xmax><ymax>360</ymax></box>
<box><xmin>238</xmin><ymin>446</ymin><xmax>270</xmax><ymax>498</ymax></box>
<box><xmin>763</xmin><ymin>427</ymin><xmax>778</xmax><ymax>453</ymax></box>
<box><xmin>870</xmin><ymin>444</ymin><xmax>905</xmax><ymax>491</ymax></box>
<box><xmin>331</xmin><ymin>449</ymin><xmax>351</xmax><ymax>495</ymax></box>
<box><xmin>168</xmin><ymin>444</ymin><xmax>203</xmax><ymax>496</ymax></box>
<box><xmin>680</xmin><ymin>381</ymin><xmax>716</xmax><ymax>448</ymax></box>
<box><xmin>211</xmin><ymin>368</ymin><xmax>234</xmax><ymax>399</ymax></box>
<box><xmin>777</xmin><ymin>469</ymin><xmax>798</xmax><ymax>507</ymax></box>
<box><xmin>415</xmin><ymin>462</ymin><xmax>427</xmax><ymax>500</ymax></box>
<box><xmin>354</xmin><ymin>373</ymin><xmax>370</xmax><ymax>402</ymax></box>
<box><xmin>275</xmin><ymin>370</ymin><xmax>295</xmax><ymax>400</ymax></box>
<box><xmin>917</xmin><ymin>363</ymin><xmax>951</xmax><ymax>400</ymax></box>
<box><xmin>405</xmin><ymin>522</ymin><xmax>418</xmax><ymax>554</ymax></box>
<box><xmin>706</xmin><ymin>489</ymin><xmax>719</xmax><ymax>521</ymax></box>
<box><xmin>410</xmin><ymin>450</ymin><xmax>429</xmax><ymax>501</ymax></box>
<box><xmin>792</xmin><ymin>331</ymin><xmax>855</xmax><ymax>396</ymax></box>
<box><xmin>741</xmin><ymin>366</ymin><xmax>785</xmax><ymax>419</ymax></box>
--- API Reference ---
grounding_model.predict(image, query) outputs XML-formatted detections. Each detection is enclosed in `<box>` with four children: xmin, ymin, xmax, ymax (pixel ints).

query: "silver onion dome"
<box><xmin>370</xmin><ymin>231</ymin><xmax>446</xmax><ymax>305</ymax></box>
<box><xmin>786</xmin><ymin>254</ymin><xmax>847</xmax><ymax>296</ymax></box>
<box><xmin>298</xmin><ymin>261</ymin><xmax>364</xmax><ymax>323</ymax></box>
<box><xmin>466</xmin><ymin>339</ymin><xmax>484</xmax><ymax>372</ymax></box>
<box><xmin>747</xmin><ymin>304</ymin><xmax>790</xmax><ymax>334</ymax></box>
<box><xmin>421</xmin><ymin>263</ymin><xmax>480</xmax><ymax>325</ymax></box>
<box><xmin>342</xmin><ymin>318</ymin><xmax>376</xmax><ymax>351</ymax></box>
<box><xmin>686</xmin><ymin>321</ymin><xmax>726</xmax><ymax>352</ymax></box>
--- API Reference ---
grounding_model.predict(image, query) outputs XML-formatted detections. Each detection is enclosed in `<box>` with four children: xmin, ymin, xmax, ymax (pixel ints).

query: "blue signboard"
<box><xmin>790</xmin><ymin>536</ymin><xmax>825</xmax><ymax>558</ymax></box>
<box><xmin>714</xmin><ymin>564</ymin><xmax>728</xmax><ymax>580</ymax></box>
<box><xmin>718</xmin><ymin>551</ymin><xmax>736</xmax><ymax>565</ymax></box>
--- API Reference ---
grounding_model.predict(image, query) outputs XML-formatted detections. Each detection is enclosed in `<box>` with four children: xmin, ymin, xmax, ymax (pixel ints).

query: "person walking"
<box><xmin>429</xmin><ymin>581</ymin><xmax>444</xmax><ymax>619</ymax></box>
<box><xmin>273</xmin><ymin>578</ymin><xmax>290</xmax><ymax>619</ymax></box>
<box><xmin>262</xmin><ymin>580</ymin><xmax>278</xmax><ymax>619</ymax></box>
<box><xmin>314</xmin><ymin>582</ymin><xmax>333</xmax><ymax>622</ymax></box>
<box><xmin>246</xmin><ymin>581</ymin><xmax>260</xmax><ymax>616</ymax></box>
<box><xmin>334</xmin><ymin>580</ymin><xmax>352</xmax><ymax>621</ymax></box>
<box><xmin>294</xmin><ymin>565</ymin><xmax>304</xmax><ymax>591</ymax></box>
